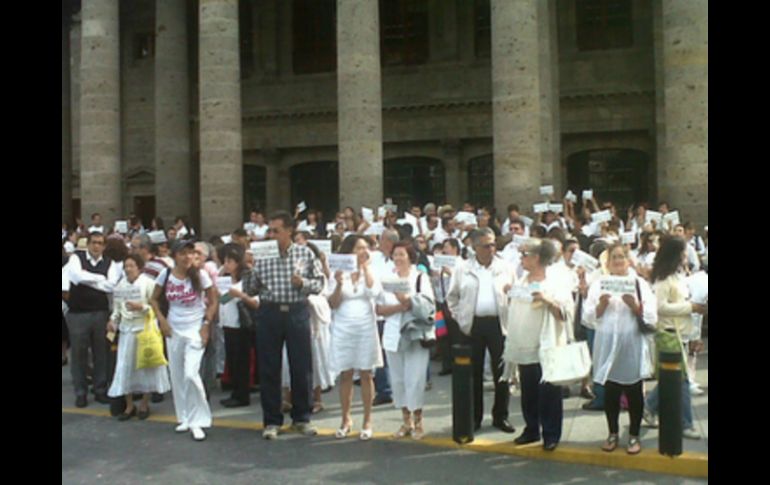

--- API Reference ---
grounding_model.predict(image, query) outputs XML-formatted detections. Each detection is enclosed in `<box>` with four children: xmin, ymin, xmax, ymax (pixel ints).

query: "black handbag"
<box><xmin>635</xmin><ymin>278</ymin><xmax>656</xmax><ymax>334</ymax></box>
<box><xmin>238</xmin><ymin>270</ymin><xmax>259</xmax><ymax>332</ymax></box>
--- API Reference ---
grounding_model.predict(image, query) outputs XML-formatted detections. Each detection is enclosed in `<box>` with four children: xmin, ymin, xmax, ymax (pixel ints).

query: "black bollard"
<box><xmin>452</xmin><ymin>344</ymin><xmax>474</xmax><ymax>444</ymax></box>
<box><xmin>658</xmin><ymin>351</ymin><xmax>683</xmax><ymax>457</ymax></box>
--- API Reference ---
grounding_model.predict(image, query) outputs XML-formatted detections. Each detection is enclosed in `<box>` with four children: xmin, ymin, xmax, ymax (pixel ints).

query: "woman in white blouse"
<box><xmin>107</xmin><ymin>254</ymin><xmax>171</xmax><ymax>420</ymax></box>
<box><xmin>328</xmin><ymin>235</ymin><xmax>383</xmax><ymax>440</ymax></box>
<box><xmin>583</xmin><ymin>243</ymin><xmax>657</xmax><ymax>455</ymax></box>
<box><xmin>376</xmin><ymin>241</ymin><xmax>436</xmax><ymax>440</ymax></box>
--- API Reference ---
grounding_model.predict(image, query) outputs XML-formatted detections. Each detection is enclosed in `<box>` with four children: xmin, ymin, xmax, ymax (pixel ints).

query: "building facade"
<box><xmin>62</xmin><ymin>0</ymin><xmax>708</xmax><ymax>237</ymax></box>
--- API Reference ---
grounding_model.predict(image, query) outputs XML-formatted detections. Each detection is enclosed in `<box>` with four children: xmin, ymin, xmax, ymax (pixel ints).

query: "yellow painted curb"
<box><xmin>63</xmin><ymin>408</ymin><xmax>707</xmax><ymax>478</ymax></box>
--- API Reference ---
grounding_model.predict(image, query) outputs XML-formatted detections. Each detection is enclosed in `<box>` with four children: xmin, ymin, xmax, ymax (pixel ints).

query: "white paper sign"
<box><xmin>381</xmin><ymin>278</ymin><xmax>412</xmax><ymax>294</ymax></box>
<box><xmin>362</xmin><ymin>207</ymin><xmax>374</xmax><ymax>223</ymax></box>
<box><xmin>382</xmin><ymin>319</ymin><xmax>401</xmax><ymax>353</ymax></box>
<box><xmin>308</xmin><ymin>240</ymin><xmax>332</xmax><ymax>256</ymax></box>
<box><xmin>663</xmin><ymin>211</ymin><xmax>681</xmax><ymax>226</ymax></box>
<box><xmin>383</xmin><ymin>204</ymin><xmax>398</xmax><ymax>214</ymax></box>
<box><xmin>565</xmin><ymin>190</ymin><xmax>578</xmax><ymax>203</ymax></box>
<box><xmin>147</xmin><ymin>231</ymin><xmax>167</xmax><ymax>244</ymax></box>
<box><xmin>297</xmin><ymin>201</ymin><xmax>307</xmax><ymax>213</ymax></box>
<box><xmin>216</xmin><ymin>276</ymin><xmax>233</xmax><ymax>295</ymax></box>
<box><xmin>645</xmin><ymin>211</ymin><xmax>663</xmax><ymax>224</ymax></box>
<box><xmin>592</xmin><ymin>210</ymin><xmax>612</xmax><ymax>224</ymax></box>
<box><xmin>540</xmin><ymin>185</ymin><xmax>554</xmax><ymax>196</ymax></box>
<box><xmin>454</xmin><ymin>211</ymin><xmax>477</xmax><ymax>226</ymax></box>
<box><xmin>621</xmin><ymin>231</ymin><xmax>637</xmax><ymax>245</ymax></box>
<box><xmin>508</xmin><ymin>286</ymin><xmax>534</xmax><ymax>303</ymax></box>
<box><xmin>328</xmin><ymin>254</ymin><xmax>358</xmax><ymax>273</ymax></box>
<box><xmin>114</xmin><ymin>286</ymin><xmax>142</xmax><ymax>302</ymax></box>
<box><xmin>432</xmin><ymin>255</ymin><xmax>458</xmax><ymax>269</ymax></box>
<box><xmin>513</xmin><ymin>235</ymin><xmax>531</xmax><ymax>247</ymax></box>
<box><xmin>600</xmin><ymin>276</ymin><xmax>636</xmax><ymax>295</ymax></box>
<box><xmin>533</xmin><ymin>203</ymin><xmax>549</xmax><ymax>214</ymax></box>
<box><xmin>549</xmin><ymin>203</ymin><xmax>564</xmax><ymax>213</ymax></box>
<box><xmin>243</xmin><ymin>222</ymin><xmax>256</xmax><ymax>233</ymax></box>
<box><xmin>571</xmin><ymin>249</ymin><xmax>599</xmax><ymax>271</ymax></box>
<box><xmin>250</xmin><ymin>240</ymin><xmax>280</xmax><ymax>260</ymax></box>
<box><xmin>364</xmin><ymin>222</ymin><xmax>385</xmax><ymax>236</ymax></box>
<box><xmin>385</xmin><ymin>198</ymin><xmax>393</xmax><ymax>204</ymax></box>
<box><xmin>221</xmin><ymin>235</ymin><xmax>233</xmax><ymax>244</ymax></box>
<box><xmin>582</xmin><ymin>190</ymin><xmax>594</xmax><ymax>200</ymax></box>
<box><xmin>114</xmin><ymin>221</ymin><xmax>128</xmax><ymax>234</ymax></box>
<box><xmin>686</xmin><ymin>271</ymin><xmax>708</xmax><ymax>304</ymax></box>
<box><xmin>326</xmin><ymin>223</ymin><xmax>337</xmax><ymax>233</ymax></box>
<box><xmin>520</xmin><ymin>216</ymin><xmax>534</xmax><ymax>227</ymax></box>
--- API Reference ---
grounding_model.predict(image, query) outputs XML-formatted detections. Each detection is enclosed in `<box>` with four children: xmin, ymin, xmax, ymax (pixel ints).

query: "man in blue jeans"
<box><xmin>247</xmin><ymin>211</ymin><xmax>326</xmax><ymax>440</ymax></box>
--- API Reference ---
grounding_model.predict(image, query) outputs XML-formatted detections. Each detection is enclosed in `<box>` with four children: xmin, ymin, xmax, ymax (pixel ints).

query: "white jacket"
<box><xmin>446</xmin><ymin>256</ymin><xmax>516</xmax><ymax>337</ymax></box>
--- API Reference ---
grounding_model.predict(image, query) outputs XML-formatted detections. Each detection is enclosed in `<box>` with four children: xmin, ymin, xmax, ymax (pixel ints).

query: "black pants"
<box><xmin>469</xmin><ymin>316</ymin><xmax>509</xmax><ymax>426</ymax></box>
<box><xmin>224</xmin><ymin>327</ymin><xmax>254</xmax><ymax>403</ymax></box>
<box><xmin>438</xmin><ymin>305</ymin><xmax>462</xmax><ymax>373</ymax></box>
<box><xmin>256</xmin><ymin>302</ymin><xmax>313</xmax><ymax>426</ymax></box>
<box><xmin>519</xmin><ymin>363</ymin><xmax>563</xmax><ymax>444</ymax></box>
<box><xmin>604</xmin><ymin>380</ymin><xmax>644</xmax><ymax>436</ymax></box>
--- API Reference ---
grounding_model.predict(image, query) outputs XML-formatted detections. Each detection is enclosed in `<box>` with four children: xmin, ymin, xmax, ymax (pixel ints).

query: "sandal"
<box><xmin>335</xmin><ymin>422</ymin><xmax>352</xmax><ymax>439</ymax></box>
<box><xmin>412</xmin><ymin>419</ymin><xmax>425</xmax><ymax>441</ymax></box>
<box><xmin>627</xmin><ymin>437</ymin><xmax>642</xmax><ymax>455</ymax></box>
<box><xmin>393</xmin><ymin>423</ymin><xmax>413</xmax><ymax>439</ymax></box>
<box><xmin>359</xmin><ymin>428</ymin><xmax>373</xmax><ymax>441</ymax></box>
<box><xmin>312</xmin><ymin>402</ymin><xmax>325</xmax><ymax>414</ymax></box>
<box><xmin>601</xmin><ymin>434</ymin><xmax>619</xmax><ymax>452</ymax></box>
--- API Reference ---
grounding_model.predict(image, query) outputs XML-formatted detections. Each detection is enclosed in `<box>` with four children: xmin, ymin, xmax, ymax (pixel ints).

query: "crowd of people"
<box><xmin>62</xmin><ymin>192</ymin><xmax>708</xmax><ymax>453</ymax></box>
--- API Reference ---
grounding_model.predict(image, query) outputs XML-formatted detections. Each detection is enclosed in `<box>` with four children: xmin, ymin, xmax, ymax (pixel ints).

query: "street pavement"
<box><xmin>62</xmin><ymin>339</ymin><xmax>708</xmax><ymax>483</ymax></box>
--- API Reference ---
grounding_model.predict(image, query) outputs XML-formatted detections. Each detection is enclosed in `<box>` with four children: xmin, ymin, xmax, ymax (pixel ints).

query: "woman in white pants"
<box><xmin>151</xmin><ymin>240</ymin><xmax>218</xmax><ymax>441</ymax></box>
<box><xmin>376</xmin><ymin>241</ymin><xmax>435</xmax><ymax>440</ymax></box>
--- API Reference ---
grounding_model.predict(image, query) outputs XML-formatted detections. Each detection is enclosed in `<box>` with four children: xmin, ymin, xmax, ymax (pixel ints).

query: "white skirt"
<box><xmin>328</xmin><ymin>313</ymin><xmax>383</xmax><ymax>376</ymax></box>
<box><xmin>312</xmin><ymin>323</ymin><xmax>335</xmax><ymax>389</ymax></box>
<box><xmin>108</xmin><ymin>330</ymin><xmax>171</xmax><ymax>397</ymax></box>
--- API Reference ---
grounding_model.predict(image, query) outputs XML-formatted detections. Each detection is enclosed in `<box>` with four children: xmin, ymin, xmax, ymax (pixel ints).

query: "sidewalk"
<box><xmin>62</xmin><ymin>339</ymin><xmax>708</xmax><ymax>478</ymax></box>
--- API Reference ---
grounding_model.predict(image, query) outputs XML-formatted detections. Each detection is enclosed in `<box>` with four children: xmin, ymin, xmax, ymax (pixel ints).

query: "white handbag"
<box><xmin>538</xmin><ymin>313</ymin><xmax>592</xmax><ymax>386</ymax></box>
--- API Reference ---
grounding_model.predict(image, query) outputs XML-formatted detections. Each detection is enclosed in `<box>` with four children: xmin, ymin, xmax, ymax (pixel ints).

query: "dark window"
<box><xmin>384</xmin><ymin>157</ymin><xmax>445</xmax><ymax>211</ymax></box>
<box><xmin>72</xmin><ymin>198</ymin><xmax>81</xmax><ymax>226</ymax></box>
<box><xmin>133</xmin><ymin>196</ymin><xmax>155</xmax><ymax>229</ymax></box>
<box><xmin>290</xmin><ymin>161</ymin><xmax>339</xmax><ymax>221</ymax></box>
<box><xmin>243</xmin><ymin>165</ymin><xmax>267</xmax><ymax>219</ymax></box>
<box><xmin>380</xmin><ymin>0</ymin><xmax>429</xmax><ymax>66</ymax></box>
<box><xmin>293</xmin><ymin>0</ymin><xmax>337</xmax><ymax>74</ymax></box>
<box><xmin>475</xmin><ymin>0</ymin><xmax>491</xmax><ymax>59</ymax></box>
<box><xmin>240</xmin><ymin>0</ymin><xmax>254</xmax><ymax>78</ymax></box>
<box><xmin>567</xmin><ymin>149</ymin><xmax>649</xmax><ymax>211</ymax></box>
<box><xmin>468</xmin><ymin>155</ymin><xmax>494</xmax><ymax>209</ymax></box>
<box><xmin>133</xmin><ymin>33</ymin><xmax>154</xmax><ymax>60</ymax></box>
<box><xmin>576</xmin><ymin>0</ymin><xmax>633</xmax><ymax>51</ymax></box>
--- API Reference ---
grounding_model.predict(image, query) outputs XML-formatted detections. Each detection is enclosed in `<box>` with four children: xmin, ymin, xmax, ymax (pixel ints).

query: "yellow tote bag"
<box><xmin>135</xmin><ymin>307</ymin><xmax>168</xmax><ymax>370</ymax></box>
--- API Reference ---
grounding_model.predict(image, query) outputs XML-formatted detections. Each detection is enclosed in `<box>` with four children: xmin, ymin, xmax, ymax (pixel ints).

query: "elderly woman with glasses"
<box><xmin>501</xmin><ymin>238</ymin><xmax>574</xmax><ymax>451</ymax></box>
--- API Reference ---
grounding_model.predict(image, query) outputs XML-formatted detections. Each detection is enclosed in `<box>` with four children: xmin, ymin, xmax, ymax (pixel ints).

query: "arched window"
<box><xmin>567</xmin><ymin>149</ymin><xmax>650</xmax><ymax>211</ymax></box>
<box><xmin>384</xmin><ymin>157</ymin><xmax>445</xmax><ymax>211</ymax></box>
<box><xmin>243</xmin><ymin>165</ymin><xmax>266</xmax><ymax>218</ymax></box>
<box><xmin>290</xmin><ymin>161</ymin><xmax>339</xmax><ymax>220</ymax></box>
<box><xmin>468</xmin><ymin>155</ymin><xmax>494</xmax><ymax>209</ymax></box>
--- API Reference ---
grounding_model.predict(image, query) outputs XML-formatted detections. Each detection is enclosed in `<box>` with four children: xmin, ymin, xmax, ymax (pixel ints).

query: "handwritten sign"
<box><xmin>328</xmin><ymin>254</ymin><xmax>358</xmax><ymax>273</ymax></box>
<box><xmin>297</xmin><ymin>201</ymin><xmax>307</xmax><ymax>213</ymax></box>
<box><xmin>362</xmin><ymin>207</ymin><xmax>374</xmax><ymax>223</ymax></box>
<box><xmin>381</xmin><ymin>278</ymin><xmax>411</xmax><ymax>294</ymax></box>
<box><xmin>243</xmin><ymin>222</ymin><xmax>256</xmax><ymax>233</ymax></box>
<box><xmin>540</xmin><ymin>185</ymin><xmax>554</xmax><ymax>196</ymax></box>
<box><xmin>533</xmin><ymin>203</ymin><xmax>550</xmax><ymax>214</ymax></box>
<box><xmin>216</xmin><ymin>276</ymin><xmax>233</xmax><ymax>295</ymax></box>
<box><xmin>520</xmin><ymin>216</ymin><xmax>534</xmax><ymax>227</ymax></box>
<box><xmin>508</xmin><ymin>286</ymin><xmax>534</xmax><ymax>303</ymax></box>
<box><xmin>572</xmin><ymin>249</ymin><xmax>599</xmax><ymax>271</ymax></box>
<box><xmin>383</xmin><ymin>204</ymin><xmax>398</xmax><ymax>214</ymax></box>
<box><xmin>364</xmin><ymin>222</ymin><xmax>385</xmax><ymax>236</ymax></box>
<box><xmin>147</xmin><ymin>231</ymin><xmax>167</xmax><ymax>244</ymax></box>
<box><xmin>454</xmin><ymin>211</ymin><xmax>477</xmax><ymax>226</ymax></box>
<box><xmin>250</xmin><ymin>240</ymin><xmax>280</xmax><ymax>260</ymax></box>
<box><xmin>582</xmin><ymin>189</ymin><xmax>594</xmax><ymax>200</ymax></box>
<box><xmin>600</xmin><ymin>276</ymin><xmax>636</xmax><ymax>295</ymax></box>
<box><xmin>565</xmin><ymin>190</ymin><xmax>578</xmax><ymax>203</ymax></box>
<box><xmin>114</xmin><ymin>221</ymin><xmax>128</xmax><ymax>234</ymax></box>
<box><xmin>621</xmin><ymin>231</ymin><xmax>636</xmax><ymax>245</ymax></box>
<box><xmin>591</xmin><ymin>210</ymin><xmax>612</xmax><ymax>224</ymax></box>
<box><xmin>432</xmin><ymin>255</ymin><xmax>458</xmax><ymax>269</ymax></box>
<box><xmin>549</xmin><ymin>203</ymin><xmax>564</xmax><ymax>213</ymax></box>
<box><xmin>308</xmin><ymin>240</ymin><xmax>332</xmax><ymax>256</ymax></box>
<box><xmin>114</xmin><ymin>285</ymin><xmax>142</xmax><ymax>302</ymax></box>
<box><xmin>663</xmin><ymin>211</ymin><xmax>681</xmax><ymax>226</ymax></box>
<box><xmin>645</xmin><ymin>211</ymin><xmax>663</xmax><ymax>224</ymax></box>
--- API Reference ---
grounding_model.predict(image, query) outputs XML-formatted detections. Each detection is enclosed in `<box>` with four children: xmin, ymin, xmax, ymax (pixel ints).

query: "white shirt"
<box><xmin>250</xmin><ymin>224</ymin><xmax>269</xmax><ymax>240</ymax></box>
<box><xmin>474</xmin><ymin>262</ymin><xmax>499</xmax><ymax>317</ymax></box>
<box><xmin>297</xmin><ymin>220</ymin><xmax>317</xmax><ymax>234</ymax></box>
<box><xmin>218</xmin><ymin>280</ymin><xmax>258</xmax><ymax>329</ymax></box>
<box><xmin>156</xmin><ymin>268</ymin><xmax>213</xmax><ymax>335</ymax></box>
<box><xmin>432</xmin><ymin>227</ymin><xmax>459</xmax><ymax>245</ymax></box>
<box><xmin>63</xmin><ymin>251</ymin><xmax>121</xmax><ymax>293</ymax></box>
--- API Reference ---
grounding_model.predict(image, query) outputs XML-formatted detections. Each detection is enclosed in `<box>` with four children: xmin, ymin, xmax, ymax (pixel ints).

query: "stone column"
<box><xmin>155</xmin><ymin>0</ymin><xmax>192</xmax><ymax>226</ymax></box>
<box><xmin>656</xmin><ymin>0</ymin><xmax>708</xmax><ymax>227</ymax></box>
<box><xmin>442</xmin><ymin>139</ymin><xmax>462</xmax><ymax>207</ymax></box>
<box><xmin>80</xmin><ymin>0</ymin><xmax>121</xmax><ymax>227</ymax></box>
<box><xmin>337</xmin><ymin>0</ymin><xmax>383</xmax><ymax>210</ymax></box>
<box><xmin>199</xmin><ymin>0</ymin><xmax>243</xmax><ymax>237</ymax></box>
<box><xmin>491</xmin><ymin>0</ymin><xmax>554</xmax><ymax>214</ymax></box>
<box><xmin>62</xmin><ymin>13</ymin><xmax>73</xmax><ymax>226</ymax></box>
<box><xmin>538</xmin><ymin>0</ymin><xmax>561</xmax><ymax>195</ymax></box>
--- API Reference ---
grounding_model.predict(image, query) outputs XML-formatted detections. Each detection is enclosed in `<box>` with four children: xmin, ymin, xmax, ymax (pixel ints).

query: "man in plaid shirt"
<box><xmin>246</xmin><ymin>211</ymin><xmax>325</xmax><ymax>440</ymax></box>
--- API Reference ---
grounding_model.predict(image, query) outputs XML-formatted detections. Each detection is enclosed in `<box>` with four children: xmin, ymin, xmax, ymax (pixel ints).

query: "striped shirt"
<box><xmin>142</xmin><ymin>257</ymin><xmax>170</xmax><ymax>281</ymax></box>
<box><xmin>246</xmin><ymin>243</ymin><xmax>324</xmax><ymax>304</ymax></box>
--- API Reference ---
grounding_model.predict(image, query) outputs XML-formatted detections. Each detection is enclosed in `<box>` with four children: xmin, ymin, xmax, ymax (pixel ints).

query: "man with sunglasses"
<box><xmin>62</xmin><ymin>232</ymin><xmax>121</xmax><ymax>408</ymax></box>
<box><xmin>446</xmin><ymin>228</ymin><xmax>516</xmax><ymax>434</ymax></box>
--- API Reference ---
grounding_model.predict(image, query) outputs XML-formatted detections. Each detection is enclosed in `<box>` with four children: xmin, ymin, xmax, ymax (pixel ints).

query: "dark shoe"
<box><xmin>354</xmin><ymin>379</ymin><xmax>361</xmax><ymax>386</ymax></box>
<box><xmin>320</xmin><ymin>386</ymin><xmax>332</xmax><ymax>394</ymax></box>
<box><xmin>492</xmin><ymin>420</ymin><xmax>516</xmax><ymax>434</ymax></box>
<box><xmin>372</xmin><ymin>395</ymin><xmax>393</xmax><ymax>406</ymax></box>
<box><xmin>438</xmin><ymin>369</ymin><xmax>452</xmax><ymax>376</ymax></box>
<box><xmin>94</xmin><ymin>393</ymin><xmax>110</xmax><ymax>404</ymax></box>
<box><xmin>561</xmin><ymin>387</ymin><xmax>571</xmax><ymax>399</ymax></box>
<box><xmin>151</xmin><ymin>392</ymin><xmax>164</xmax><ymax>403</ymax></box>
<box><xmin>75</xmin><ymin>395</ymin><xmax>88</xmax><ymax>408</ymax></box>
<box><xmin>582</xmin><ymin>400</ymin><xmax>604</xmax><ymax>411</ymax></box>
<box><xmin>117</xmin><ymin>407</ymin><xmax>136</xmax><ymax>421</ymax></box>
<box><xmin>580</xmin><ymin>387</ymin><xmax>596</xmax><ymax>400</ymax></box>
<box><xmin>514</xmin><ymin>434</ymin><xmax>540</xmax><ymax>445</ymax></box>
<box><xmin>543</xmin><ymin>441</ymin><xmax>558</xmax><ymax>452</ymax></box>
<box><xmin>137</xmin><ymin>408</ymin><xmax>150</xmax><ymax>420</ymax></box>
<box><xmin>220</xmin><ymin>398</ymin><xmax>250</xmax><ymax>408</ymax></box>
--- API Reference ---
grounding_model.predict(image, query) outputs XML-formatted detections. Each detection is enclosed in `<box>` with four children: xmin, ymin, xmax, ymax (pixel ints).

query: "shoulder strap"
<box><xmin>416</xmin><ymin>272</ymin><xmax>422</xmax><ymax>294</ymax></box>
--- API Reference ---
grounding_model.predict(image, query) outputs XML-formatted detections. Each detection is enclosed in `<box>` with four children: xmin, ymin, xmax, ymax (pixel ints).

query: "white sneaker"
<box><xmin>191</xmin><ymin>426</ymin><xmax>206</xmax><ymax>441</ymax></box>
<box><xmin>689</xmin><ymin>383</ymin><xmax>706</xmax><ymax>396</ymax></box>
<box><xmin>291</xmin><ymin>422</ymin><xmax>318</xmax><ymax>436</ymax></box>
<box><xmin>263</xmin><ymin>425</ymin><xmax>280</xmax><ymax>440</ymax></box>
<box><xmin>175</xmin><ymin>423</ymin><xmax>189</xmax><ymax>433</ymax></box>
<box><xmin>642</xmin><ymin>409</ymin><xmax>658</xmax><ymax>428</ymax></box>
<box><xmin>683</xmin><ymin>427</ymin><xmax>702</xmax><ymax>440</ymax></box>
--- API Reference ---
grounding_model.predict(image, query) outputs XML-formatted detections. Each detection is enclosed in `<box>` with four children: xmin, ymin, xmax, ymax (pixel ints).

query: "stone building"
<box><xmin>62</xmin><ymin>0</ymin><xmax>707</xmax><ymax>237</ymax></box>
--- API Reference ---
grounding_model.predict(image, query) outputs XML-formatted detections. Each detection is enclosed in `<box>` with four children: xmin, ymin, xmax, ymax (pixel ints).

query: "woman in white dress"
<box><xmin>328</xmin><ymin>235</ymin><xmax>383</xmax><ymax>440</ymax></box>
<box><xmin>376</xmin><ymin>241</ymin><xmax>435</xmax><ymax>441</ymax></box>
<box><xmin>583</xmin><ymin>243</ymin><xmax>657</xmax><ymax>455</ymax></box>
<box><xmin>107</xmin><ymin>254</ymin><xmax>171</xmax><ymax>420</ymax></box>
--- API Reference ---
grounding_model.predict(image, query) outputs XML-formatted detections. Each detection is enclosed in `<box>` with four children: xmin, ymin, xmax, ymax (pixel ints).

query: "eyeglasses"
<box><xmin>478</xmin><ymin>243</ymin><xmax>496</xmax><ymax>250</ymax></box>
